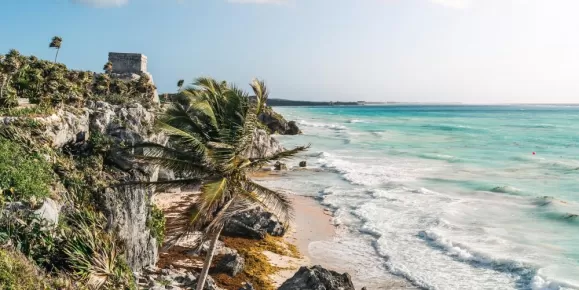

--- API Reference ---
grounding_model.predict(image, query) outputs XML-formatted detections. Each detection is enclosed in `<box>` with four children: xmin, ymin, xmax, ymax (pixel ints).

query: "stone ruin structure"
<box><xmin>108</xmin><ymin>52</ymin><xmax>159</xmax><ymax>103</ymax></box>
<box><xmin>108</xmin><ymin>53</ymin><xmax>148</xmax><ymax>74</ymax></box>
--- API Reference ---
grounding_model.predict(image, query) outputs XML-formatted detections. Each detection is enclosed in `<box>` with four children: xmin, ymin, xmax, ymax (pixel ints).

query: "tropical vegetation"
<box><xmin>126</xmin><ymin>77</ymin><xmax>308</xmax><ymax>290</ymax></box>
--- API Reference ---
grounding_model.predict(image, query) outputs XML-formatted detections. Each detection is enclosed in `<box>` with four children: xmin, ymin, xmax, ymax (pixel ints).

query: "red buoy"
<box><xmin>533</xmin><ymin>152</ymin><xmax>536</xmax><ymax>155</ymax></box>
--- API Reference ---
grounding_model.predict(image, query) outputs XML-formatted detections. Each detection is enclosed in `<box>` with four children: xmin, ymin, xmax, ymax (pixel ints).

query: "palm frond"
<box><xmin>248</xmin><ymin>144</ymin><xmax>310</xmax><ymax>169</ymax></box>
<box><xmin>246</xmin><ymin>180</ymin><xmax>293</xmax><ymax>224</ymax></box>
<box><xmin>114</xmin><ymin>178</ymin><xmax>204</xmax><ymax>192</ymax></box>
<box><xmin>250</xmin><ymin>78</ymin><xmax>269</xmax><ymax>115</ymax></box>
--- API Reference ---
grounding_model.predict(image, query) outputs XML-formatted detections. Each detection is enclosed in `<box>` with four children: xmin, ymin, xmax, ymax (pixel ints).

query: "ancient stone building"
<box><xmin>108</xmin><ymin>52</ymin><xmax>148</xmax><ymax>74</ymax></box>
<box><xmin>108</xmin><ymin>52</ymin><xmax>159</xmax><ymax>103</ymax></box>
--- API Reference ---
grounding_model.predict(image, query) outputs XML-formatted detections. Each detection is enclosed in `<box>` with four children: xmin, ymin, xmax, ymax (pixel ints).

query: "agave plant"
<box><xmin>124</xmin><ymin>77</ymin><xmax>308</xmax><ymax>290</ymax></box>
<box><xmin>63</xmin><ymin>210</ymin><xmax>135</xmax><ymax>290</ymax></box>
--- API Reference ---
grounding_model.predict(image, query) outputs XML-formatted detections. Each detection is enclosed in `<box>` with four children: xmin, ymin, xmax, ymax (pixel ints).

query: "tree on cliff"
<box><xmin>49</xmin><ymin>36</ymin><xmax>62</xmax><ymax>62</ymax></box>
<box><xmin>177</xmin><ymin>79</ymin><xmax>184</xmax><ymax>92</ymax></box>
<box><xmin>103</xmin><ymin>61</ymin><xmax>113</xmax><ymax>74</ymax></box>
<box><xmin>124</xmin><ymin>77</ymin><xmax>308</xmax><ymax>290</ymax></box>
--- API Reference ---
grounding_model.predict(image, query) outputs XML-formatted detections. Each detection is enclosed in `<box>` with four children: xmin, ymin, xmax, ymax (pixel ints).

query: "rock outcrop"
<box><xmin>278</xmin><ymin>265</ymin><xmax>356</xmax><ymax>290</ymax></box>
<box><xmin>6</xmin><ymin>101</ymin><xmax>166</xmax><ymax>272</ymax></box>
<box><xmin>215</xmin><ymin>253</ymin><xmax>245</xmax><ymax>277</ymax></box>
<box><xmin>258</xmin><ymin>107</ymin><xmax>301</xmax><ymax>135</ymax></box>
<box><xmin>243</xmin><ymin>129</ymin><xmax>285</xmax><ymax>159</ymax></box>
<box><xmin>222</xmin><ymin>208</ymin><xmax>286</xmax><ymax>239</ymax></box>
<box><xmin>88</xmin><ymin>101</ymin><xmax>166</xmax><ymax>270</ymax></box>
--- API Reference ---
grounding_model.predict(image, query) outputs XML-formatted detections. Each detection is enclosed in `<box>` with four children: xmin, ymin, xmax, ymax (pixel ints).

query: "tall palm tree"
<box><xmin>103</xmin><ymin>61</ymin><xmax>113</xmax><ymax>74</ymax></box>
<box><xmin>123</xmin><ymin>77</ymin><xmax>308</xmax><ymax>290</ymax></box>
<box><xmin>250</xmin><ymin>78</ymin><xmax>269</xmax><ymax>115</ymax></box>
<box><xmin>49</xmin><ymin>36</ymin><xmax>63</xmax><ymax>62</ymax></box>
<box><xmin>177</xmin><ymin>79</ymin><xmax>184</xmax><ymax>92</ymax></box>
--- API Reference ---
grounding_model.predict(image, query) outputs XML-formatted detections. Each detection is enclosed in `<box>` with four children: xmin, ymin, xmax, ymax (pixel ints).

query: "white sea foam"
<box><xmin>265</xmin><ymin>106</ymin><xmax>579</xmax><ymax>289</ymax></box>
<box><xmin>297</xmin><ymin>120</ymin><xmax>347</xmax><ymax>130</ymax></box>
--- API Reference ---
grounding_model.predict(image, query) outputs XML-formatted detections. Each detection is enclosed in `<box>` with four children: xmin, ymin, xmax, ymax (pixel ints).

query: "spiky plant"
<box><xmin>123</xmin><ymin>77</ymin><xmax>308</xmax><ymax>290</ymax></box>
<box><xmin>250</xmin><ymin>78</ymin><xmax>269</xmax><ymax>116</ymax></box>
<box><xmin>63</xmin><ymin>210</ymin><xmax>135</xmax><ymax>290</ymax></box>
<box><xmin>49</xmin><ymin>36</ymin><xmax>62</xmax><ymax>62</ymax></box>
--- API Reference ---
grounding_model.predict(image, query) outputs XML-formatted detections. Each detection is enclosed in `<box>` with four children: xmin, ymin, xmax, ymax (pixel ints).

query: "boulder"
<box><xmin>299</xmin><ymin>161</ymin><xmax>307</xmax><ymax>168</ymax></box>
<box><xmin>287</xmin><ymin>121</ymin><xmax>301</xmax><ymax>135</ymax></box>
<box><xmin>33</xmin><ymin>198</ymin><xmax>61</xmax><ymax>225</ymax></box>
<box><xmin>187</xmin><ymin>240</ymin><xmax>237</xmax><ymax>257</ymax></box>
<box><xmin>215</xmin><ymin>253</ymin><xmax>245</xmax><ymax>277</ymax></box>
<box><xmin>278</xmin><ymin>265</ymin><xmax>356</xmax><ymax>290</ymax></box>
<box><xmin>274</xmin><ymin>161</ymin><xmax>288</xmax><ymax>171</ymax></box>
<box><xmin>258</xmin><ymin>108</ymin><xmax>301</xmax><ymax>135</ymax></box>
<box><xmin>223</xmin><ymin>209</ymin><xmax>286</xmax><ymax>239</ymax></box>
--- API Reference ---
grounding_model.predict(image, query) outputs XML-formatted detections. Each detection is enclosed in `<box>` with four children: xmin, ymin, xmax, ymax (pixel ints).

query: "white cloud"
<box><xmin>429</xmin><ymin>0</ymin><xmax>472</xmax><ymax>9</ymax></box>
<box><xmin>72</xmin><ymin>0</ymin><xmax>129</xmax><ymax>7</ymax></box>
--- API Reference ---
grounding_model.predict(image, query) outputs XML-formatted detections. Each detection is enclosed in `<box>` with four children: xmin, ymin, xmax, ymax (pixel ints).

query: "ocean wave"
<box><xmin>418</xmin><ymin>153</ymin><xmax>461</xmax><ymax>163</ymax></box>
<box><xmin>510</xmin><ymin>156</ymin><xmax>579</xmax><ymax>172</ymax></box>
<box><xmin>490</xmin><ymin>185</ymin><xmax>523</xmax><ymax>195</ymax></box>
<box><xmin>347</xmin><ymin>119</ymin><xmax>366</xmax><ymax>123</ymax></box>
<box><xmin>297</xmin><ymin>120</ymin><xmax>347</xmax><ymax>130</ymax></box>
<box><xmin>306</xmin><ymin>151</ymin><xmax>332</xmax><ymax>158</ymax></box>
<box><xmin>421</xmin><ymin>124</ymin><xmax>482</xmax><ymax>132</ymax></box>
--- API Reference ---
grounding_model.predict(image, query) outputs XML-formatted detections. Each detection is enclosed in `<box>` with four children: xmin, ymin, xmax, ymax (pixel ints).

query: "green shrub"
<box><xmin>0</xmin><ymin>137</ymin><xmax>54</xmax><ymax>201</ymax></box>
<box><xmin>0</xmin><ymin>210</ymin><xmax>60</xmax><ymax>268</ymax></box>
<box><xmin>147</xmin><ymin>204</ymin><xmax>166</xmax><ymax>246</ymax></box>
<box><xmin>0</xmin><ymin>248</ymin><xmax>48</xmax><ymax>290</ymax></box>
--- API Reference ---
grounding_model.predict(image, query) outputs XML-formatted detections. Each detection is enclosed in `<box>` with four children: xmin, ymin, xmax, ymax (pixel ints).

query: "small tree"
<box><xmin>49</xmin><ymin>36</ymin><xmax>63</xmax><ymax>62</ymax></box>
<box><xmin>103</xmin><ymin>61</ymin><xmax>113</xmax><ymax>74</ymax></box>
<box><xmin>177</xmin><ymin>79</ymin><xmax>184</xmax><ymax>92</ymax></box>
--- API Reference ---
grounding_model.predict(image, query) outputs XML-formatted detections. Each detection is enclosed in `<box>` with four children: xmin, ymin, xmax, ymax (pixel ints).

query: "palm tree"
<box><xmin>123</xmin><ymin>77</ymin><xmax>308</xmax><ymax>290</ymax></box>
<box><xmin>250</xmin><ymin>78</ymin><xmax>269</xmax><ymax>115</ymax></box>
<box><xmin>177</xmin><ymin>79</ymin><xmax>184</xmax><ymax>92</ymax></box>
<box><xmin>103</xmin><ymin>61</ymin><xmax>113</xmax><ymax>74</ymax></box>
<box><xmin>49</xmin><ymin>36</ymin><xmax>63</xmax><ymax>62</ymax></box>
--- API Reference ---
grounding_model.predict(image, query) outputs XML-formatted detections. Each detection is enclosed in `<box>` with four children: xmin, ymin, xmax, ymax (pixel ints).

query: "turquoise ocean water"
<box><xmin>260</xmin><ymin>105</ymin><xmax>579</xmax><ymax>290</ymax></box>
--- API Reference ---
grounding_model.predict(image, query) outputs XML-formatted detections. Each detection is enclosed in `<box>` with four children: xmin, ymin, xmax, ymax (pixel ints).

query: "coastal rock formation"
<box><xmin>215</xmin><ymin>253</ymin><xmax>245</xmax><ymax>276</ymax></box>
<box><xmin>299</xmin><ymin>161</ymin><xmax>307</xmax><ymax>168</ymax></box>
<box><xmin>258</xmin><ymin>107</ymin><xmax>301</xmax><ymax>135</ymax></box>
<box><xmin>5</xmin><ymin>101</ymin><xmax>165</xmax><ymax>271</ymax></box>
<box><xmin>274</xmin><ymin>161</ymin><xmax>288</xmax><ymax>171</ymax></box>
<box><xmin>223</xmin><ymin>209</ymin><xmax>286</xmax><ymax>239</ymax></box>
<box><xmin>244</xmin><ymin>129</ymin><xmax>285</xmax><ymax>159</ymax></box>
<box><xmin>0</xmin><ymin>108</ymin><xmax>90</xmax><ymax>148</ymax></box>
<box><xmin>278</xmin><ymin>265</ymin><xmax>356</xmax><ymax>290</ymax></box>
<box><xmin>87</xmin><ymin>101</ymin><xmax>166</xmax><ymax>270</ymax></box>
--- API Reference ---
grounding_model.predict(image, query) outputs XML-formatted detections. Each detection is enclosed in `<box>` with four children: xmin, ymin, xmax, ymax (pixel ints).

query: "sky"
<box><xmin>2</xmin><ymin>0</ymin><xmax>579</xmax><ymax>103</ymax></box>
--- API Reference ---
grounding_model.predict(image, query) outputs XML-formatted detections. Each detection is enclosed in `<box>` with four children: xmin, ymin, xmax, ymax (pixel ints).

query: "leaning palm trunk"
<box><xmin>54</xmin><ymin>48</ymin><xmax>60</xmax><ymax>63</ymax></box>
<box><xmin>196</xmin><ymin>228</ymin><xmax>222</xmax><ymax>290</ymax></box>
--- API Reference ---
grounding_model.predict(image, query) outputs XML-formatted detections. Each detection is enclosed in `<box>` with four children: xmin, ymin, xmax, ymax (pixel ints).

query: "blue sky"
<box><xmin>2</xmin><ymin>0</ymin><xmax>579</xmax><ymax>103</ymax></box>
